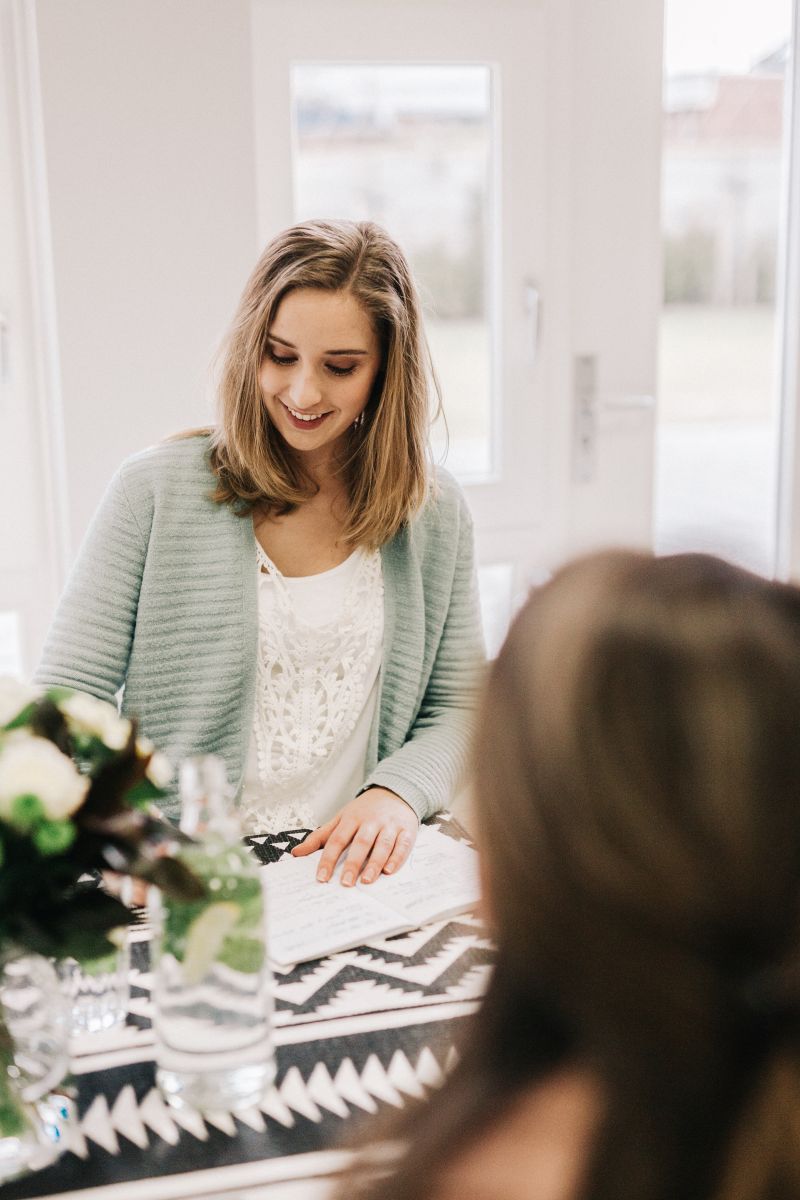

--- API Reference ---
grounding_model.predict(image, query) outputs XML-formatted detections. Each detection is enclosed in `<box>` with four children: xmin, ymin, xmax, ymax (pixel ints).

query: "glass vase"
<box><xmin>57</xmin><ymin>935</ymin><xmax>130</xmax><ymax>1035</ymax></box>
<box><xmin>0</xmin><ymin>951</ymin><xmax>69</xmax><ymax>1183</ymax></box>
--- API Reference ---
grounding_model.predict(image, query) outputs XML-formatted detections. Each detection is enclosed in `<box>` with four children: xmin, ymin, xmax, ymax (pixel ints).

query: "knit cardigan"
<box><xmin>35</xmin><ymin>436</ymin><xmax>486</xmax><ymax>822</ymax></box>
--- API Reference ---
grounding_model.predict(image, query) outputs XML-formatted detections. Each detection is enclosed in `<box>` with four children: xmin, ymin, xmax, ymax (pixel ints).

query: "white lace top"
<box><xmin>239</xmin><ymin>543</ymin><xmax>384</xmax><ymax>834</ymax></box>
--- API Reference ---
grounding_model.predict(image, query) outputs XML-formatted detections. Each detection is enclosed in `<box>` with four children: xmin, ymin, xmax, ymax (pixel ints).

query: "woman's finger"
<box><xmin>316</xmin><ymin>820</ymin><xmax>361</xmax><ymax>882</ymax></box>
<box><xmin>339</xmin><ymin>823</ymin><xmax>382</xmax><ymax>887</ymax></box>
<box><xmin>292</xmin><ymin>818</ymin><xmax>336</xmax><ymax>857</ymax></box>
<box><xmin>359</xmin><ymin>828</ymin><xmax>400</xmax><ymax>884</ymax></box>
<box><xmin>382</xmin><ymin>828</ymin><xmax>415</xmax><ymax>875</ymax></box>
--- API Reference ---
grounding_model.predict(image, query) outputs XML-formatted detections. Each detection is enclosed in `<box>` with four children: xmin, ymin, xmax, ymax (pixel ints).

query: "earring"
<box><xmin>353</xmin><ymin>411</ymin><xmax>365</xmax><ymax>429</ymax></box>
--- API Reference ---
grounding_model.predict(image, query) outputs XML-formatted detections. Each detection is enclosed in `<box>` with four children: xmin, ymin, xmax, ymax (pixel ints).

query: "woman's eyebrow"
<box><xmin>268</xmin><ymin>333</ymin><xmax>367</xmax><ymax>356</ymax></box>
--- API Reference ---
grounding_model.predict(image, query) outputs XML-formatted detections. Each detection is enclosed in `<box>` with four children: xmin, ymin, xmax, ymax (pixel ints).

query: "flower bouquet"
<box><xmin>0</xmin><ymin>678</ymin><xmax>203</xmax><ymax>1181</ymax></box>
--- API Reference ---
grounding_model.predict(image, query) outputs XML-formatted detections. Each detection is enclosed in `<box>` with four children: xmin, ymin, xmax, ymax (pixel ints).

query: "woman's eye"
<box><xmin>326</xmin><ymin>363</ymin><xmax>356</xmax><ymax>377</ymax></box>
<box><xmin>267</xmin><ymin>349</ymin><xmax>296</xmax><ymax>366</ymax></box>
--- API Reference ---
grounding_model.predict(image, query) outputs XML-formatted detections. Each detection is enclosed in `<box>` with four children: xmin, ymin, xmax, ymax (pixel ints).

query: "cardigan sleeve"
<box><xmin>360</xmin><ymin>495</ymin><xmax>486</xmax><ymax>821</ymax></box>
<box><xmin>33</xmin><ymin>464</ymin><xmax>150</xmax><ymax>706</ymax></box>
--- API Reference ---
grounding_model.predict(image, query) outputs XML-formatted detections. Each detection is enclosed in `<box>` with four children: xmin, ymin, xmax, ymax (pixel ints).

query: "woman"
<box><xmin>352</xmin><ymin>550</ymin><xmax>800</xmax><ymax>1198</ymax></box>
<box><xmin>35</xmin><ymin>220</ymin><xmax>484</xmax><ymax>886</ymax></box>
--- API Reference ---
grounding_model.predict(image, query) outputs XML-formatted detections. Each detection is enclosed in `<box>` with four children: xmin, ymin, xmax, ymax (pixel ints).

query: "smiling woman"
<box><xmin>34</xmin><ymin>219</ymin><xmax>486</xmax><ymax>887</ymax></box>
<box><xmin>258</xmin><ymin>289</ymin><xmax>382</xmax><ymax>467</ymax></box>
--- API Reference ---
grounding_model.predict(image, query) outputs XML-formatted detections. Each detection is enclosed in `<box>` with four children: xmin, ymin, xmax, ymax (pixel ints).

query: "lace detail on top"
<box><xmin>238</xmin><ymin>544</ymin><xmax>384</xmax><ymax>835</ymax></box>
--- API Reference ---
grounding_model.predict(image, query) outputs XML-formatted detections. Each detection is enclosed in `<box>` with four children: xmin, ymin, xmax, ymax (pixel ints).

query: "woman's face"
<box><xmin>258</xmin><ymin>287</ymin><xmax>382</xmax><ymax>472</ymax></box>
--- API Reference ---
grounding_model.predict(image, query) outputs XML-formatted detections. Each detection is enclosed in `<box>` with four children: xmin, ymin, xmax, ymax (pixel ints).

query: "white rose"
<box><xmin>0</xmin><ymin>678</ymin><xmax>38</xmax><ymax>727</ymax></box>
<box><xmin>136</xmin><ymin>737</ymin><xmax>173</xmax><ymax>789</ymax></box>
<box><xmin>61</xmin><ymin>692</ymin><xmax>131</xmax><ymax>751</ymax></box>
<box><xmin>145</xmin><ymin>751</ymin><xmax>173</xmax><ymax>789</ymax></box>
<box><xmin>0</xmin><ymin>734</ymin><xmax>90</xmax><ymax>821</ymax></box>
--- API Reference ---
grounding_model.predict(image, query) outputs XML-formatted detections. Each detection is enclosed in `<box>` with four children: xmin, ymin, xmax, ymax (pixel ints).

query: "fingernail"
<box><xmin>317</xmin><ymin>868</ymin><xmax>330</xmax><ymax>882</ymax></box>
<box><xmin>362</xmin><ymin>871</ymin><xmax>375</xmax><ymax>884</ymax></box>
<box><xmin>384</xmin><ymin>863</ymin><xmax>395</xmax><ymax>873</ymax></box>
<box><xmin>342</xmin><ymin>872</ymin><xmax>355</xmax><ymax>887</ymax></box>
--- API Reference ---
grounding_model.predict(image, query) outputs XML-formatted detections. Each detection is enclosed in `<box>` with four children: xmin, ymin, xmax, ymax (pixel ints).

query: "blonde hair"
<box><xmin>205</xmin><ymin>219</ymin><xmax>438</xmax><ymax>548</ymax></box>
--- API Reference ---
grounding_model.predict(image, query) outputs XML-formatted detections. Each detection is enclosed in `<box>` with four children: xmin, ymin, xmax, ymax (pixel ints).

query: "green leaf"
<box><xmin>124</xmin><ymin>778</ymin><xmax>165</xmax><ymax>806</ymax></box>
<box><xmin>33</xmin><ymin>819</ymin><xmax>77</xmax><ymax>856</ymax></box>
<box><xmin>52</xmin><ymin>929</ymin><xmax>122</xmax><ymax>965</ymax></box>
<box><xmin>133</xmin><ymin>856</ymin><xmax>207</xmax><ymax>902</ymax></box>
<box><xmin>29</xmin><ymin>698</ymin><xmax>71</xmax><ymax>755</ymax></box>
<box><xmin>9</xmin><ymin>793</ymin><xmax>44</xmax><ymax>832</ymax></box>
<box><xmin>2</xmin><ymin>701</ymin><xmax>37</xmax><ymax>731</ymax></box>
<box><xmin>44</xmin><ymin>686</ymin><xmax>76</xmax><ymax>706</ymax></box>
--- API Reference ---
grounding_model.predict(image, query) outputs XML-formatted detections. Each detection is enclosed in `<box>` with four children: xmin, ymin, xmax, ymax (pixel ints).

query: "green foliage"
<box><xmin>0</xmin><ymin>687</ymin><xmax>202</xmax><ymax>964</ymax></box>
<box><xmin>9</xmin><ymin>794</ymin><xmax>43</xmax><ymax>833</ymax></box>
<box><xmin>32</xmin><ymin>820</ymin><xmax>76</xmax><ymax>856</ymax></box>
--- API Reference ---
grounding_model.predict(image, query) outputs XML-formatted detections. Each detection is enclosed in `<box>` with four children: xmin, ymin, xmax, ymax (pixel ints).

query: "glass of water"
<box><xmin>57</xmin><ymin>937</ymin><xmax>130</xmax><ymax>1035</ymax></box>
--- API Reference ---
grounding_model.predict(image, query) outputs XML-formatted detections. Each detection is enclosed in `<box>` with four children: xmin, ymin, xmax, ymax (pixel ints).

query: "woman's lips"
<box><xmin>281</xmin><ymin>402</ymin><xmax>333</xmax><ymax>430</ymax></box>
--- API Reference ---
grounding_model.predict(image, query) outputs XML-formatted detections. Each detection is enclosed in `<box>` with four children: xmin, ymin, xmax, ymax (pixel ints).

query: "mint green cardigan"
<box><xmin>35</xmin><ymin>437</ymin><xmax>485</xmax><ymax>822</ymax></box>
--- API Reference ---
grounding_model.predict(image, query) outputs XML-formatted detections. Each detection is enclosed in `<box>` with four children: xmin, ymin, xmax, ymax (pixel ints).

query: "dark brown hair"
<box><xmin>350</xmin><ymin>550</ymin><xmax>800</xmax><ymax>1199</ymax></box>
<box><xmin>203</xmin><ymin>219</ymin><xmax>438</xmax><ymax>548</ymax></box>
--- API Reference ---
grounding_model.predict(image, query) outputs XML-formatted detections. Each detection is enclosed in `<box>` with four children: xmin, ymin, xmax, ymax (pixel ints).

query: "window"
<box><xmin>291</xmin><ymin>63</ymin><xmax>496</xmax><ymax>477</ymax></box>
<box><xmin>655</xmin><ymin>0</ymin><xmax>794</xmax><ymax>573</ymax></box>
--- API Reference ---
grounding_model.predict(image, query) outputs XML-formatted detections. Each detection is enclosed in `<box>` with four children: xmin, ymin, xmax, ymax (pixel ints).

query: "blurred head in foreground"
<box><xmin>355</xmin><ymin>550</ymin><xmax>800</xmax><ymax>1200</ymax></box>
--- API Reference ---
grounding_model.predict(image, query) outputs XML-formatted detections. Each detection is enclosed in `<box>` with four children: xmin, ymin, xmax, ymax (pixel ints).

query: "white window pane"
<box><xmin>655</xmin><ymin>2</ymin><xmax>793</xmax><ymax>574</ymax></box>
<box><xmin>291</xmin><ymin>64</ymin><xmax>494</xmax><ymax>477</ymax></box>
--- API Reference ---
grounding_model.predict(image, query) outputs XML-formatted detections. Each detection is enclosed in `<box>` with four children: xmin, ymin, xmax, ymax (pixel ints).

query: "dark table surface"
<box><xmin>4</xmin><ymin>814</ymin><xmax>492</xmax><ymax>1200</ymax></box>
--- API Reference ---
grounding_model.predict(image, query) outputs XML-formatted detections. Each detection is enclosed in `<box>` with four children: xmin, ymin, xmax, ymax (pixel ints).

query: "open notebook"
<box><xmin>263</xmin><ymin>824</ymin><xmax>481</xmax><ymax>967</ymax></box>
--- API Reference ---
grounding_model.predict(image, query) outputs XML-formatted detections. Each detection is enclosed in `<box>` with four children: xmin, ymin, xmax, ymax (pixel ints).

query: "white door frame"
<box><xmin>777</xmin><ymin>0</ymin><xmax>800</xmax><ymax>580</ymax></box>
<box><xmin>1</xmin><ymin>0</ymin><xmax>68</xmax><ymax>674</ymax></box>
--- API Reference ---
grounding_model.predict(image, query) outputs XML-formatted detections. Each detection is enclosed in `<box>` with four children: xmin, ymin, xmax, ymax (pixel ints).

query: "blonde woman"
<box><xmin>36</xmin><ymin>220</ymin><xmax>484</xmax><ymax>886</ymax></box>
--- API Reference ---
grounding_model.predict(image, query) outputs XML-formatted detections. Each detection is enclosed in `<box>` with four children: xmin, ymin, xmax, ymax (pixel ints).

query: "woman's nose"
<box><xmin>287</xmin><ymin>367</ymin><xmax>322</xmax><ymax>409</ymax></box>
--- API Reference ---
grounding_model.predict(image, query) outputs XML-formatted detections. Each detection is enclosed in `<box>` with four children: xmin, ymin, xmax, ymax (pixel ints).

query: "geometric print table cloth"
<box><xmin>4</xmin><ymin>814</ymin><xmax>493</xmax><ymax>1200</ymax></box>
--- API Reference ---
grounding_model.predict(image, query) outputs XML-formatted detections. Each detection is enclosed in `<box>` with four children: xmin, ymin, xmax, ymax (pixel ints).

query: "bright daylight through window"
<box><xmin>291</xmin><ymin>64</ymin><xmax>495</xmax><ymax>479</ymax></box>
<box><xmin>655</xmin><ymin>0</ymin><xmax>793</xmax><ymax>574</ymax></box>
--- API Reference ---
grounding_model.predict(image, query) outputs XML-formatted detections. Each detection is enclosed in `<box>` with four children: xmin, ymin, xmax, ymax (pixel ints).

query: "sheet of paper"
<box><xmin>361</xmin><ymin>825</ymin><xmax>481</xmax><ymax>927</ymax></box>
<box><xmin>264</xmin><ymin>850</ymin><xmax>409</xmax><ymax>966</ymax></box>
<box><xmin>262</xmin><ymin>828</ymin><xmax>481</xmax><ymax>967</ymax></box>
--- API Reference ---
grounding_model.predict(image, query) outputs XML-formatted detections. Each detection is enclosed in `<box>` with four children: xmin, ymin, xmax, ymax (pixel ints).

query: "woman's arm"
<box><xmin>34</xmin><ymin>465</ymin><xmax>149</xmax><ymax>704</ymax></box>
<box><xmin>295</xmin><ymin>490</ymin><xmax>485</xmax><ymax>883</ymax></box>
<box><xmin>361</xmin><ymin>498</ymin><xmax>485</xmax><ymax>820</ymax></box>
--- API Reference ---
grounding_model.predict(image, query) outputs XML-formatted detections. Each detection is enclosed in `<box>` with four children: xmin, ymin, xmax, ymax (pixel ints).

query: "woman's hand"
<box><xmin>292</xmin><ymin>788</ymin><xmax>419</xmax><ymax>886</ymax></box>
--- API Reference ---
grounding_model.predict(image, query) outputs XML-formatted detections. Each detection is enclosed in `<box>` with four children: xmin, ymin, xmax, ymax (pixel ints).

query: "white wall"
<box><xmin>33</xmin><ymin>0</ymin><xmax>259</xmax><ymax>556</ymax></box>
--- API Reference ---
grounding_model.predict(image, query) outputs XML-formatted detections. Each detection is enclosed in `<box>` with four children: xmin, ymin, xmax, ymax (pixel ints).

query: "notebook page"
<box><xmin>359</xmin><ymin>825</ymin><xmax>481</xmax><ymax>927</ymax></box>
<box><xmin>264</xmin><ymin>850</ymin><xmax>410</xmax><ymax>966</ymax></box>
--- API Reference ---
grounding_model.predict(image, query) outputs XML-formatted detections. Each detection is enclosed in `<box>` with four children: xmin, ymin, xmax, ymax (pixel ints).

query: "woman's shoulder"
<box><xmin>403</xmin><ymin>465</ymin><xmax>473</xmax><ymax>557</ymax></box>
<box><xmin>116</xmin><ymin>431</ymin><xmax>216</xmax><ymax>504</ymax></box>
<box><xmin>423</xmin><ymin>464</ymin><xmax>472</xmax><ymax>525</ymax></box>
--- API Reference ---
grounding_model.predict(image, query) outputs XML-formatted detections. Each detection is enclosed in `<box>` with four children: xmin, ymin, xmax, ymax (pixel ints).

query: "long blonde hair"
<box><xmin>206</xmin><ymin>219</ymin><xmax>438</xmax><ymax>548</ymax></box>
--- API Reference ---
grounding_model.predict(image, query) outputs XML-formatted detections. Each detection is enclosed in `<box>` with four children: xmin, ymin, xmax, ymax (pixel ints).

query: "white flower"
<box><xmin>0</xmin><ymin>678</ymin><xmax>38</xmax><ymax>727</ymax></box>
<box><xmin>136</xmin><ymin>737</ymin><xmax>173</xmax><ymax>789</ymax></box>
<box><xmin>0</xmin><ymin>733</ymin><xmax>90</xmax><ymax>821</ymax></box>
<box><xmin>145</xmin><ymin>752</ymin><xmax>173</xmax><ymax>789</ymax></box>
<box><xmin>60</xmin><ymin>692</ymin><xmax>131</xmax><ymax>751</ymax></box>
